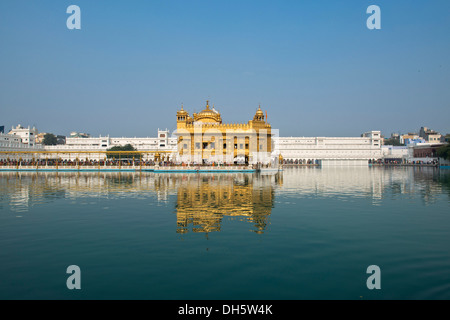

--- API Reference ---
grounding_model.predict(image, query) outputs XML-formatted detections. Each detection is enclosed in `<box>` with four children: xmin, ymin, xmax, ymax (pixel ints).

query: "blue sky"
<box><xmin>1</xmin><ymin>0</ymin><xmax>449</xmax><ymax>138</ymax></box>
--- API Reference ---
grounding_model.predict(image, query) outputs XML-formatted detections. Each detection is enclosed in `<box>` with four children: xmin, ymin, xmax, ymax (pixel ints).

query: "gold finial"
<box><xmin>206</xmin><ymin>100</ymin><xmax>210</xmax><ymax>109</ymax></box>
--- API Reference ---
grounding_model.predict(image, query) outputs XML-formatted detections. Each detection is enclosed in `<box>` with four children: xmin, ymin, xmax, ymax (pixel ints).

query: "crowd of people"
<box><xmin>369</xmin><ymin>159</ymin><xmax>439</xmax><ymax>166</ymax></box>
<box><xmin>0</xmin><ymin>158</ymin><xmax>258</xmax><ymax>167</ymax></box>
<box><xmin>1</xmin><ymin>157</ymin><xmax>440</xmax><ymax>167</ymax></box>
<box><xmin>282</xmin><ymin>159</ymin><xmax>319</xmax><ymax>165</ymax></box>
<box><xmin>0</xmin><ymin>159</ymin><xmax>156</xmax><ymax>166</ymax></box>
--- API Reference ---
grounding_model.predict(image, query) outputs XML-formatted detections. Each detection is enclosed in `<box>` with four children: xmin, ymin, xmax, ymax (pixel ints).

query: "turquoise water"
<box><xmin>0</xmin><ymin>167</ymin><xmax>449</xmax><ymax>300</ymax></box>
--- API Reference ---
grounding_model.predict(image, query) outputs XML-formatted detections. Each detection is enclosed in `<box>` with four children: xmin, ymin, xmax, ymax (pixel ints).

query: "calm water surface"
<box><xmin>0</xmin><ymin>167</ymin><xmax>449</xmax><ymax>299</ymax></box>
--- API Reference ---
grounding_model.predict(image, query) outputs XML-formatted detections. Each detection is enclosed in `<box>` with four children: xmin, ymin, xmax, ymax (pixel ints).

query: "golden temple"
<box><xmin>175</xmin><ymin>101</ymin><xmax>272</xmax><ymax>164</ymax></box>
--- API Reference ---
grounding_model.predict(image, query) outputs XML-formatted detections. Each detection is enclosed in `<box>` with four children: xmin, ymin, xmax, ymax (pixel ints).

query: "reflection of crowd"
<box><xmin>368</xmin><ymin>159</ymin><xmax>439</xmax><ymax>165</ymax></box>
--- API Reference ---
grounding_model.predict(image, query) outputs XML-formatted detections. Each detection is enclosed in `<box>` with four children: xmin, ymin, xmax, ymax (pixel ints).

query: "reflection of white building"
<box><xmin>277</xmin><ymin>166</ymin><xmax>437</xmax><ymax>203</ymax></box>
<box><xmin>274</xmin><ymin>131</ymin><xmax>382</xmax><ymax>166</ymax></box>
<box><xmin>2</xmin><ymin>167</ymin><xmax>442</xmax><ymax>213</ymax></box>
<box><xmin>279</xmin><ymin>167</ymin><xmax>384</xmax><ymax>200</ymax></box>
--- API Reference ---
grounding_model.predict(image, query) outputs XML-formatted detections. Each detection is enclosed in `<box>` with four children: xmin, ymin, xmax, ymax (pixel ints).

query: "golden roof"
<box><xmin>194</xmin><ymin>100</ymin><xmax>222</xmax><ymax>123</ymax></box>
<box><xmin>177</xmin><ymin>104</ymin><xmax>188</xmax><ymax>115</ymax></box>
<box><xmin>253</xmin><ymin>105</ymin><xmax>265</xmax><ymax>121</ymax></box>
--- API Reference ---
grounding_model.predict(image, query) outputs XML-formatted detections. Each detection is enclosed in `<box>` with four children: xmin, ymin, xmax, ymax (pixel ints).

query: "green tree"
<box><xmin>383</xmin><ymin>138</ymin><xmax>403</xmax><ymax>146</ymax></box>
<box><xmin>444</xmin><ymin>134</ymin><xmax>450</xmax><ymax>142</ymax></box>
<box><xmin>43</xmin><ymin>133</ymin><xmax>57</xmax><ymax>145</ymax></box>
<box><xmin>437</xmin><ymin>144</ymin><xmax>450</xmax><ymax>160</ymax></box>
<box><xmin>107</xmin><ymin>144</ymin><xmax>140</xmax><ymax>159</ymax></box>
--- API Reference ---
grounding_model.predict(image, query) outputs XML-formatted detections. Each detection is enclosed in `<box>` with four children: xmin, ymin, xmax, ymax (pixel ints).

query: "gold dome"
<box><xmin>194</xmin><ymin>100</ymin><xmax>222</xmax><ymax>123</ymax></box>
<box><xmin>255</xmin><ymin>106</ymin><xmax>264</xmax><ymax>116</ymax></box>
<box><xmin>253</xmin><ymin>105</ymin><xmax>264</xmax><ymax>121</ymax></box>
<box><xmin>177</xmin><ymin>104</ymin><xmax>188</xmax><ymax>115</ymax></box>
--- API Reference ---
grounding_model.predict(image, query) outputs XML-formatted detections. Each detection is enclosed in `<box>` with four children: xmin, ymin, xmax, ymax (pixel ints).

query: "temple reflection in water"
<box><xmin>175</xmin><ymin>173</ymin><xmax>278</xmax><ymax>234</ymax></box>
<box><xmin>0</xmin><ymin>171</ymin><xmax>282</xmax><ymax>234</ymax></box>
<box><xmin>1</xmin><ymin>168</ymin><xmax>449</xmax><ymax>232</ymax></box>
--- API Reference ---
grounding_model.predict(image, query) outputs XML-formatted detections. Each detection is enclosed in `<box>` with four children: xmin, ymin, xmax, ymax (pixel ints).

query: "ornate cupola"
<box><xmin>253</xmin><ymin>105</ymin><xmax>265</xmax><ymax>122</ymax></box>
<box><xmin>176</xmin><ymin>104</ymin><xmax>192</xmax><ymax>128</ymax></box>
<box><xmin>177</xmin><ymin>104</ymin><xmax>189</xmax><ymax>120</ymax></box>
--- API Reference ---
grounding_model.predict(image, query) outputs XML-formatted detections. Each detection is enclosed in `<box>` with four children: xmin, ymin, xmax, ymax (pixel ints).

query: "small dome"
<box><xmin>253</xmin><ymin>105</ymin><xmax>264</xmax><ymax>121</ymax></box>
<box><xmin>255</xmin><ymin>106</ymin><xmax>264</xmax><ymax>116</ymax></box>
<box><xmin>177</xmin><ymin>104</ymin><xmax>188</xmax><ymax>115</ymax></box>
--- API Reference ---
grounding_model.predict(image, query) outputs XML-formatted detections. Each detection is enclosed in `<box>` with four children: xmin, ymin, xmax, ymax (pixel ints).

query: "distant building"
<box><xmin>362</xmin><ymin>131</ymin><xmax>382</xmax><ymax>143</ymax></box>
<box><xmin>412</xmin><ymin>143</ymin><xmax>445</xmax><ymax>159</ymax></box>
<box><xmin>8</xmin><ymin>124</ymin><xmax>38</xmax><ymax>147</ymax></box>
<box><xmin>35</xmin><ymin>132</ymin><xmax>46</xmax><ymax>144</ymax></box>
<box><xmin>400</xmin><ymin>133</ymin><xmax>420</xmax><ymax>145</ymax></box>
<box><xmin>404</xmin><ymin>138</ymin><xmax>426</xmax><ymax>145</ymax></box>
<box><xmin>0</xmin><ymin>131</ymin><xmax>43</xmax><ymax>160</ymax></box>
<box><xmin>419</xmin><ymin>127</ymin><xmax>443</xmax><ymax>143</ymax></box>
<box><xmin>0</xmin><ymin>132</ymin><xmax>22</xmax><ymax>148</ymax></box>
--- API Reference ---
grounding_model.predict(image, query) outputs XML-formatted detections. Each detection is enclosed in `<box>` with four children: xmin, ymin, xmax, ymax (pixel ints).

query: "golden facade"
<box><xmin>175</xmin><ymin>101</ymin><xmax>272</xmax><ymax>164</ymax></box>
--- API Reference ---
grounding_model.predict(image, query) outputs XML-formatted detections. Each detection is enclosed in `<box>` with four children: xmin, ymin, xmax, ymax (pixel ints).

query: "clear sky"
<box><xmin>1</xmin><ymin>0</ymin><xmax>449</xmax><ymax>138</ymax></box>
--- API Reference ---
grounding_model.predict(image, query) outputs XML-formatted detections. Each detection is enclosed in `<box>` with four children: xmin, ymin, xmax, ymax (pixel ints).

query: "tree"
<box><xmin>437</xmin><ymin>144</ymin><xmax>450</xmax><ymax>160</ymax></box>
<box><xmin>383</xmin><ymin>138</ymin><xmax>403</xmax><ymax>146</ymax></box>
<box><xmin>444</xmin><ymin>134</ymin><xmax>450</xmax><ymax>142</ymax></box>
<box><xmin>43</xmin><ymin>133</ymin><xmax>57</xmax><ymax>145</ymax></box>
<box><xmin>107</xmin><ymin>144</ymin><xmax>140</xmax><ymax>159</ymax></box>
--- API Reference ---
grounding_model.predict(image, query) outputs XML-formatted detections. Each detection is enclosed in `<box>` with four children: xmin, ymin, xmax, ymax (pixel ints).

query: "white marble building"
<box><xmin>43</xmin><ymin>129</ymin><xmax>177</xmax><ymax>160</ymax></box>
<box><xmin>274</xmin><ymin>131</ymin><xmax>382</xmax><ymax>166</ymax></box>
<box><xmin>8</xmin><ymin>124</ymin><xmax>39</xmax><ymax>147</ymax></box>
<box><xmin>2</xmin><ymin>125</ymin><xmax>387</xmax><ymax>166</ymax></box>
<box><xmin>0</xmin><ymin>132</ymin><xmax>43</xmax><ymax>160</ymax></box>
